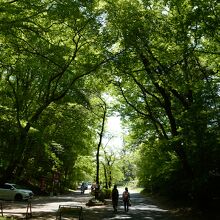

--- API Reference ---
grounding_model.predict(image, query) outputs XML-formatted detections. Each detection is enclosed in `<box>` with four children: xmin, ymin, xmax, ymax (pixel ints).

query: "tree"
<box><xmin>103</xmin><ymin>0</ymin><xmax>220</xmax><ymax>198</ymax></box>
<box><xmin>92</xmin><ymin>97</ymin><xmax>108</xmax><ymax>187</ymax></box>
<box><xmin>37</xmin><ymin>101</ymin><xmax>96</xmax><ymax>189</ymax></box>
<box><xmin>100</xmin><ymin>138</ymin><xmax>116</xmax><ymax>189</ymax></box>
<box><xmin>0</xmin><ymin>0</ymin><xmax>106</xmax><ymax>181</ymax></box>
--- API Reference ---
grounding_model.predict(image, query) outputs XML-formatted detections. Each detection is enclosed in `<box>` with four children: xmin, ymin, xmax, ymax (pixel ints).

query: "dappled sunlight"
<box><xmin>1</xmin><ymin>189</ymin><xmax>178</xmax><ymax>219</ymax></box>
<box><xmin>85</xmin><ymin>205</ymin><xmax>108</xmax><ymax>210</ymax></box>
<box><xmin>131</xmin><ymin>204</ymin><xmax>168</xmax><ymax>212</ymax></box>
<box><xmin>105</xmin><ymin>214</ymin><xmax>132</xmax><ymax>219</ymax></box>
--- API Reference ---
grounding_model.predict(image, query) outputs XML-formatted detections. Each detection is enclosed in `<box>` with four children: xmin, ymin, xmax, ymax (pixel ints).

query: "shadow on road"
<box><xmin>3</xmin><ymin>189</ymin><xmax>216</xmax><ymax>219</ymax></box>
<box><xmin>82</xmin><ymin>191</ymin><xmax>178</xmax><ymax>220</ymax></box>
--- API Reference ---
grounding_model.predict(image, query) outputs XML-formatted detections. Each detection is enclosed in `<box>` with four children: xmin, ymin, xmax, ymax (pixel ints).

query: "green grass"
<box><xmin>0</xmin><ymin>217</ymin><xmax>15</xmax><ymax>220</ymax></box>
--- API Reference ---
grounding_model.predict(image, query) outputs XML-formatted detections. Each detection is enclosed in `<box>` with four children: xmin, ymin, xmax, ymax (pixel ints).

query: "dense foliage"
<box><xmin>104</xmin><ymin>0</ymin><xmax>220</xmax><ymax>200</ymax></box>
<box><xmin>0</xmin><ymin>0</ymin><xmax>104</xmax><ymax>190</ymax></box>
<box><xmin>0</xmin><ymin>0</ymin><xmax>219</xmax><ymax>202</ymax></box>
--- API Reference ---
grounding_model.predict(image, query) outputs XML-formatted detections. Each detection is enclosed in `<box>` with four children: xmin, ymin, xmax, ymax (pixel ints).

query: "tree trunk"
<box><xmin>103</xmin><ymin>164</ymin><xmax>108</xmax><ymax>189</ymax></box>
<box><xmin>2</xmin><ymin>124</ymin><xmax>30</xmax><ymax>181</ymax></box>
<box><xmin>95</xmin><ymin>100</ymin><xmax>107</xmax><ymax>188</ymax></box>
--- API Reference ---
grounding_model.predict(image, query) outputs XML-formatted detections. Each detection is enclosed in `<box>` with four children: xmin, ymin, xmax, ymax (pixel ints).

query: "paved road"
<box><xmin>0</xmin><ymin>188</ymin><xmax>197</xmax><ymax>219</ymax></box>
<box><xmin>82</xmin><ymin>188</ymin><xmax>178</xmax><ymax>220</ymax></box>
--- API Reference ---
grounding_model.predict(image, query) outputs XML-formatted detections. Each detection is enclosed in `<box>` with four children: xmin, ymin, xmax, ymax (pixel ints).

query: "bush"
<box><xmin>101</xmin><ymin>188</ymin><xmax>112</xmax><ymax>199</ymax></box>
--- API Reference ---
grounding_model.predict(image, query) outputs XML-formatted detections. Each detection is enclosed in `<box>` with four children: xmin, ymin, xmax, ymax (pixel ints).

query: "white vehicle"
<box><xmin>0</xmin><ymin>183</ymin><xmax>34</xmax><ymax>201</ymax></box>
<box><xmin>87</xmin><ymin>182</ymin><xmax>92</xmax><ymax>190</ymax></box>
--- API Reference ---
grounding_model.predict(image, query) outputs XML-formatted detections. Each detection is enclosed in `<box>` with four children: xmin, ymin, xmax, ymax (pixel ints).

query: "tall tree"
<box><xmin>93</xmin><ymin>97</ymin><xmax>107</xmax><ymax>186</ymax></box>
<box><xmin>103</xmin><ymin>0</ymin><xmax>220</xmax><ymax>198</ymax></box>
<box><xmin>0</xmin><ymin>0</ymin><xmax>106</xmax><ymax>181</ymax></box>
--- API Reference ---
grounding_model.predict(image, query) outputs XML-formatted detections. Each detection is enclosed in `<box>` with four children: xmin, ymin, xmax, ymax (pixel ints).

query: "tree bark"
<box><xmin>96</xmin><ymin>100</ymin><xmax>107</xmax><ymax>186</ymax></box>
<box><xmin>139</xmin><ymin>53</ymin><xmax>193</xmax><ymax>178</ymax></box>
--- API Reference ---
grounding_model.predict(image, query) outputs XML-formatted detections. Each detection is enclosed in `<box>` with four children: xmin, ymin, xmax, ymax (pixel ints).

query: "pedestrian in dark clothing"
<box><xmin>122</xmin><ymin>187</ymin><xmax>130</xmax><ymax>212</ymax></box>
<box><xmin>80</xmin><ymin>182</ymin><xmax>86</xmax><ymax>194</ymax></box>
<box><xmin>112</xmin><ymin>185</ymin><xmax>119</xmax><ymax>212</ymax></box>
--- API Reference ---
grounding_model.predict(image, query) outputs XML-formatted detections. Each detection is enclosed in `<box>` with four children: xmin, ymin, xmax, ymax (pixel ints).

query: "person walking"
<box><xmin>80</xmin><ymin>182</ymin><xmax>86</xmax><ymax>194</ymax></box>
<box><xmin>122</xmin><ymin>187</ymin><xmax>130</xmax><ymax>212</ymax></box>
<box><xmin>111</xmin><ymin>185</ymin><xmax>119</xmax><ymax>212</ymax></box>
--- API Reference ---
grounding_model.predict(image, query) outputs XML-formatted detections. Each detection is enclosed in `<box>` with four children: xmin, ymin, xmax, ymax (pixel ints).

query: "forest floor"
<box><xmin>1</xmin><ymin>187</ymin><xmax>219</xmax><ymax>219</ymax></box>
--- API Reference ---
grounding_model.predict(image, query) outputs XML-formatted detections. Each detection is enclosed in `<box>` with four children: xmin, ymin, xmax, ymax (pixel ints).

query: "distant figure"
<box><xmin>112</xmin><ymin>185</ymin><xmax>119</xmax><ymax>212</ymax></box>
<box><xmin>91</xmin><ymin>182</ymin><xmax>96</xmax><ymax>192</ymax></box>
<box><xmin>122</xmin><ymin>187</ymin><xmax>130</xmax><ymax>212</ymax></box>
<box><xmin>80</xmin><ymin>182</ymin><xmax>86</xmax><ymax>194</ymax></box>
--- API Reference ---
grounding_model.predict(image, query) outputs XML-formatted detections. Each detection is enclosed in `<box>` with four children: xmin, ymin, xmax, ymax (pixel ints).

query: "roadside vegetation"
<box><xmin>0</xmin><ymin>0</ymin><xmax>219</xmax><ymax>209</ymax></box>
<box><xmin>0</xmin><ymin>218</ymin><xmax>15</xmax><ymax>220</ymax></box>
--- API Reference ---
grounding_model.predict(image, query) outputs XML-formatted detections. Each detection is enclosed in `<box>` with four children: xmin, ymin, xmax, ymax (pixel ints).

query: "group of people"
<box><xmin>111</xmin><ymin>185</ymin><xmax>131</xmax><ymax>213</ymax></box>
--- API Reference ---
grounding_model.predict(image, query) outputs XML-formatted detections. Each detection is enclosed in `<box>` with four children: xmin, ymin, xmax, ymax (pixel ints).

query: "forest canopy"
<box><xmin>0</xmin><ymin>0</ymin><xmax>219</xmax><ymax>200</ymax></box>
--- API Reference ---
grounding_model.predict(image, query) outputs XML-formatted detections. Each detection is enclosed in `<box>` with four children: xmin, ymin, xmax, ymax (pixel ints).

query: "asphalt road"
<box><xmin>1</xmin><ymin>187</ymin><xmax>215</xmax><ymax>220</ymax></box>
